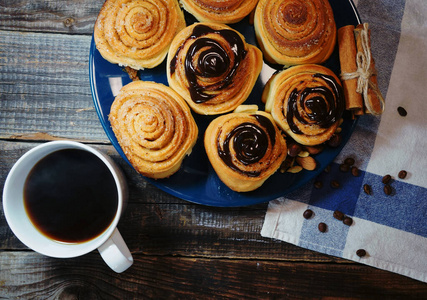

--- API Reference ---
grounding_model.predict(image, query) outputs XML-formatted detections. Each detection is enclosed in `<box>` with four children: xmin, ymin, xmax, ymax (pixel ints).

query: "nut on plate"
<box><xmin>296</xmin><ymin>156</ymin><xmax>317</xmax><ymax>171</ymax></box>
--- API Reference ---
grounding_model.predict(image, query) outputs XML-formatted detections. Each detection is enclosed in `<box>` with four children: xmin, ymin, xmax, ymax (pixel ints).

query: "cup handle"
<box><xmin>98</xmin><ymin>228</ymin><xmax>133</xmax><ymax>273</ymax></box>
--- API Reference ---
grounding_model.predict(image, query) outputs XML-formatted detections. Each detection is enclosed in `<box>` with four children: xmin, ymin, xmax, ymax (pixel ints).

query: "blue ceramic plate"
<box><xmin>89</xmin><ymin>0</ymin><xmax>361</xmax><ymax>207</ymax></box>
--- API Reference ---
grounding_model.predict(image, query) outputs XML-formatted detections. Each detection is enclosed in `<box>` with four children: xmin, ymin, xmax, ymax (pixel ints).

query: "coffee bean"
<box><xmin>363</xmin><ymin>184</ymin><xmax>372</xmax><ymax>195</ymax></box>
<box><xmin>384</xmin><ymin>184</ymin><xmax>392</xmax><ymax>195</ymax></box>
<box><xmin>356</xmin><ymin>249</ymin><xmax>367</xmax><ymax>257</ymax></box>
<box><xmin>330</xmin><ymin>180</ymin><xmax>340</xmax><ymax>189</ymax></box>
<box><xmin>397</xmin><ymin>106</ymin><xmax>407</xmax><ymax>117</ymax></box>
<box><xmin>339</xmin><ymin>163</ymin><xmax>350</xmax><ymax>172</ymax></box>
<box><xmin>343</xmin><ymin>216</ymin><xmax>353</xmax><ymax>226</ymax></box>
<box><xmin>314</xmin><ymin>180</ymin><xmax>323</xmax><ymax>189</ymax></box>
<box><xmin>327</xmin><ymin>134</ymin><xmax>342</xmax><ymax>148</ymax></box>
<box><xmin>318</xmin><ymin>222</ymin><xmax>327</xmax><ymax>232</ymax></box>
<box><xmin>382</xmin><ymin>174</ymin><xmax>392</xmax><ymax>184</ymax></box>
<box><xmin>303</xmin><ymin>209</ymin><xmax>313</xmax><ymax>219</ymax></box>
<box><xmin>324</xmin><ymin>165</ymin><xmax>331</xmax><ymax>173</ymax></box>
<box><xmin>333</xmin><ymin>210</ymin><xmax>345</xmax><ymax>221</ymax></box>
<box><xmin>344</xmin><ymin>157</ymin><xmax>355</xmax><ymax>166</ymax></box>
<box><xmin>398</xmin><ymin>170</ymin><xmax>407</xmax><ymax>179</ymax></box>
<box><xmin>351</xmin><ymin>166</ymin><xmax>360</xmax><ymax>177</ymax></box>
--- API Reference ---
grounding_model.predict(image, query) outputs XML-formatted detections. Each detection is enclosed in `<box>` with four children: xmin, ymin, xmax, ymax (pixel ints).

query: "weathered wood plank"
<box><xmin>0</xmin><ymin>30</ymin><xmax>109</xmax><ymax>142</ymax></box>
<box><xmin>0</xmin><ymin>0</ymin><xmax>103</xmax><ymax>35</ymax></box>
<box><xmin>1</xmin><ymin>1</ymin><xmax>425</xmax><ymax>297</ymax></box>
<box><xmin>0</xmin><ymin>141</ymin><xmax>341</xmax><ymax>262</ymax></box>
<box><xmin>0</xmin><ymin>201</ymin><xmax>341</xmax><ymax>262</ymax></box>
<box><xmin>1</xmin><ymin>252</ymin><xmax>426</xmax><ymax>299</ymax></box>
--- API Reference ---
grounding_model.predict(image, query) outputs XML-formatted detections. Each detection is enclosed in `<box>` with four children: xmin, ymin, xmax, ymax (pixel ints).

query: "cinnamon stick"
<box><xmin>354</xmin><ymin>24</ymin><xmax>384</xmax><ymax>115</ymax></box>
<box><xmin>338</xmin><ymin>25</ymin><xmax>364</xmax><ymax>114</ymax></box>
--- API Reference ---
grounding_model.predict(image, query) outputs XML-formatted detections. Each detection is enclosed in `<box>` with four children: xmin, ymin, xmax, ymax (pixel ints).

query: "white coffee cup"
<box><xmin>2</xmin><ymin>141</ymin><xmax>133</xmax><ymax>273</ymax></box>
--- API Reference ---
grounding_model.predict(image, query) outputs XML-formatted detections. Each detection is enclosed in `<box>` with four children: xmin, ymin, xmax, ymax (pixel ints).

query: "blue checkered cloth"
<box><xmin>261</xmin><ymin>0</ymin><xmax>427</xmax><ymax>282</ymax></box>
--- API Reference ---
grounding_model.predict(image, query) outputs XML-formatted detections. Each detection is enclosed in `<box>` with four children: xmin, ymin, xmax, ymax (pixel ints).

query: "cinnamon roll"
<box><xmin>167</xmin><ymin>23</ymin><xmax>263</xmax><ymax>115</ymax></box>
<box><xmin>254</xmin><ymin>0</ymin><xmax>336</xmax><ymax>66</ymax></box>
<box><xmin>180</xmin><ymin>0</ymin><xmax>259</xmax><ymax>24</ymax></box>
<box><xmin>204</xmin><ymin>110</ymin><xmax>287</xmax><ymax>192</ymax></box>
<box><xmin>263</xmin><ymin>64</ymin><xmax>344</xmax><ymax>146</ymax></box>
<box><xmin>109</xmin><ymin>81</ymin><xmax>198</xmax><ymax>179</ymax></box>
<box><xmin>94</xmin><ymin>0</ymin><xmax>186</xmax><ymax>70</ymax></box>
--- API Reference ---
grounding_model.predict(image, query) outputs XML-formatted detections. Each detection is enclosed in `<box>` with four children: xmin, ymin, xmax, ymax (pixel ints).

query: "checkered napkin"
<box><xmin>261</xmin><ymin>0</ymin><xmax>427</xmax><ymax>282</ymax></box>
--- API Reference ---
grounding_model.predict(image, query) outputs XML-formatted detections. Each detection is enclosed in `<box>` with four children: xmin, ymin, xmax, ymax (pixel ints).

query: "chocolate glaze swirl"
<box><xmin>286</xmin><ymin>73</ymin><xmax>344</xmax><ymax>134</ymax></box>
<box><xmin>217</xmin><ymin>115</ymin><xmax>276</xmax><ymax>177</ymax></box>
<box><xmin>170</xmin><ymin>24</ymin><xmax>247</xmax><ymax>104</ymax></box>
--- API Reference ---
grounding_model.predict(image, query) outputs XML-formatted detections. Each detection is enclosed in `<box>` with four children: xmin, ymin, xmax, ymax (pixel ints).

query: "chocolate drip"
<box><xmin>217</xmin><ymin>115</ymin><xmax>276</xmax><ymax>177</ymax></box>
<box><xmin>286</xmin><ymin>73</ymin><xmax>344</xmax><ymax>134</ymax></box>
<box><xmin>170</xmin><ymin>24</ymin><xmax>247</xmax><ymax>104</ymax></box>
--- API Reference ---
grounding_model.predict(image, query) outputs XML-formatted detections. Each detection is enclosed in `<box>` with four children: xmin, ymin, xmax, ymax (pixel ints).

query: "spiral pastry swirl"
<box><xmin>204</xmin><ymin>111</ymin><xmax>287</xmax><ymax>192</ymax></box>
<box><xmin>109</xmin><ymin>81</ymin><xmax>198</xmax><ymax>179</ymax></box>
<box><xmin>263</xmin><ymin>64</ymin><xmax>344</xmax><ymax>146</ymax></box>
<box><xmin>254</xmin><ymin>0</ymin><xmax>336</xmax><ymax>66</ymax></box>
<box><xmin>94</xmin><ymin>0</ymin><xmax>186</xmax><ymax>70</ymax></box>
<box><xmin>167</xmin><ymin>23</ymin><xmax>263</xmax><ymax>115</ymax></box>
<box><xmin>180</xmin><ymin>0</ymin><xmax>259</xmax><ymax>24</ymax></box>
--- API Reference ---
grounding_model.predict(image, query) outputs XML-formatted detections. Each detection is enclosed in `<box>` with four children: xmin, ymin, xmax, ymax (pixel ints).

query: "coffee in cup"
<box><xmin>3</xmin><ymin>141</ymin><xmax>133</xmax><ymax>273</ymax></box>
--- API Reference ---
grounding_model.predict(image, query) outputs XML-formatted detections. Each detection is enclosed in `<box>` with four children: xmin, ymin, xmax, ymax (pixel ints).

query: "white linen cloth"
<box><xmin>261</xmin><ymin>0</ymin><xmax>427</xmax><ymax>282</ymax></box>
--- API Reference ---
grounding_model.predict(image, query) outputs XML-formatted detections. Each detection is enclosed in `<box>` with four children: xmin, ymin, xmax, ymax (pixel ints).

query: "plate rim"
<box><xmin>89</xmin><ymin>0</ymin><xmax>361</xmax><ymax>207</ymax></box>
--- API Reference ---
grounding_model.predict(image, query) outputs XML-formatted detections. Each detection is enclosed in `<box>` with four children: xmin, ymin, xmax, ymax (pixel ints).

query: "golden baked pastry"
<box><xmin>109</xmin><ymin>81</ymin><xmax>198</xmax><ymax>179</ymax></box>
<box><xmin>167</xmin><ymin>23</ymin><xmax>263</xmax><ymax>115</ymax></box>
<box><xmin>94</xmin><ymin>0</ymin><xmax>186</xmax><ymax>70</ymax></box>
<box><xmin>254</xmin><ymin>0</ymin><xmax>336</xmax><ymax>66</ymax></box>
<box><xmin>180</xmin><ymin>0</ymin><xmax>259</xmax><ymax>24</ymax></box>
<box><xmin>204</xmin><ymin>109</ymin><xmax>287</xmax><ymax>192</ymax></box>
<box><xmin>263</xmin><ymin>64</ymin><xmax>344</xmax><ymax>146</ymax></box>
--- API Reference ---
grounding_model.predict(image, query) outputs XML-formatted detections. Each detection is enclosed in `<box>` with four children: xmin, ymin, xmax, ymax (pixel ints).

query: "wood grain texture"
<box><xmin>0</xmin><ymin>30</ymin><xmax>109</xmax><ymax>142</ymax></box>
<box><xmin>0</xmin><ymin>0</ymin><xmax>103</xmax><ymax>34</ymax></box>
<box><xmin>1</xmin><ymin>1</ymin><xmax>427</xmax><ymax>297</ymax></box>
<box><xmin>0</xmin><ymin>141</ymin><xmax>341</xmax><ymax>263</ymax></box>
<box><xmin>0</xmin><ymin>201</ymin><xmax>342</xmax><ymax>262</ymax></box>
<box><xmin>1</xmin><ymin>252</ymin><xmax>426</xmax><ymax>299</ymax></box>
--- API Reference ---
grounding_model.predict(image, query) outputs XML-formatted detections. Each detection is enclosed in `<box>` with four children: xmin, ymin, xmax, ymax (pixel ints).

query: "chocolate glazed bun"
<box><xmin>254</xmin><ymin>0</ymin><xmax>336</xmax><ymax>66</ymax></box>
<box><xmin>204</xmin><ymin>110</ymin><xmax>287</xmax><ymax>192</ymax></box>
<box><xmin>94</xmin><ymin>0</ymin><xmax>185</xmax><ymax>70</ymax></box>
<box><xmin>263</xmin><ymin>64</ymin><xmax>345</xmax><ymax>146</ymax></box>
<box><xmin>180</xmin><ymin>0</ymin><xmax>259</xmax><ymax>24</ymax></box>
<box><xmin>167</xmin><ymin>23</ymin><xmax>263</xmax><ymax>115</ymax></box>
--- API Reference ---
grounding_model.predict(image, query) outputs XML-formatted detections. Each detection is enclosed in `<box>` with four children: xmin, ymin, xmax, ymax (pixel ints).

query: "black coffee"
<box><xmin>24</xmin><ymin>149</ymin><xmax>118</xmax><ymax>244</ymax></box>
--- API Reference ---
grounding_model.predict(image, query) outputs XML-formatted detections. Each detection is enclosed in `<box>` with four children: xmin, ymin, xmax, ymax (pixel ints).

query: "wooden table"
<box><xmin>1</xmin><ymin>1</ymin><xmax>426</xmax><ymax>298</ymax></box>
